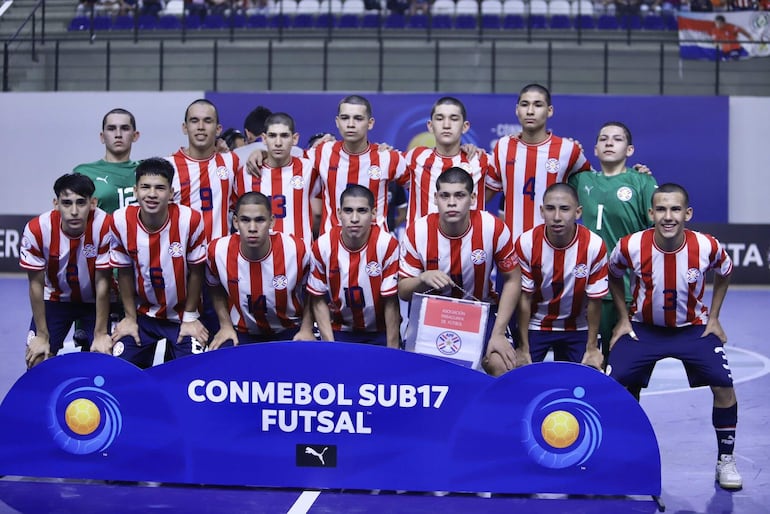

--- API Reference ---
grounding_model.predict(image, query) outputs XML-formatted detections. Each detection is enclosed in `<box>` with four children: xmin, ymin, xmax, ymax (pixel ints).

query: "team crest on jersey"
<box><xmin>470</xmin><ymin>249</ymin><xmax>487</xmax><ymax>265</ymax></box>
<box><xmin>686</xmin><ymin>268</ymin><xmax>701</xmax><ymax>283</ymax></box>
<box><xmin>545</xmin><ymin>158</ymin><xmax>561</xmax><ymax>174</ymax></box>
<box><xmin>616</xmin><ymin>187</ymin><xmax>633</xmax><ymax>202</ymax></box>
<box><xmin>272</xmin><ymin>275</ymin><xmax>288</xmax><ymax>290</ymax></box>
<box><xmin>168</xmin><ymin>242</ymin><xmax>184</xmax><ymax>258</ymax></box>
<box><xmin>368</xmin><ymin>166</ymin><xmax>382</xmax><ymax>179</ymax></box>
<box><xmin>216</xmin><ymin>166</ymin><xmax>229</xmax><ymax>180</ymax></box>
<box><xmin>20</xmin><ymin>236</ymin><xmax>31</xmax><ymax>250</ymax></box>
<box><xmin>290</xmin><ymin>175</ymin><xmax>305</xmax><ymax>190</ymax></box>
<box><xmin>573</xmin><ymin>263</ymin><xmax>589</xmax><ymax>279</ymax></box>
<box><xmin>436</xmin><ymin>331</ymin><xmax>462</xmax><ymax>356</ymax></box>
<box><xmin>365</xmin><ymin>261</ymin><xmax>382</xmax><ymax>277</ymax></box>
<box><xmin>112</xmin><ymin>341</ymin><xmax>124</xmax><ymax>357</ymax></box>
<box><xmin>82</xmin><ymin>244</ymin><xmax>98</xmax><ymax>258</ymax></box>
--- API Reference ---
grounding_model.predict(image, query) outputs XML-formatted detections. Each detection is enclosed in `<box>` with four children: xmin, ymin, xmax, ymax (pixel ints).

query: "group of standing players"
<box><xmin>18</xmin><ymin>83</ymin><xmax>742</xmax><ymax>489</ymax></box>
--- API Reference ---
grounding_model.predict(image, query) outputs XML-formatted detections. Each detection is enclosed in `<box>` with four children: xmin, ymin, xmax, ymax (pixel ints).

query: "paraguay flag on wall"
<box><xmin>678</xmin><ymin>11</ymin><xmax>770</xmax><ymax>60</ymax></box>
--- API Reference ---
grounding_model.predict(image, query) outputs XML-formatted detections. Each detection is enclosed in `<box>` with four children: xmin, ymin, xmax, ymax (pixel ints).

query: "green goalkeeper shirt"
<box><xmin>73</xmin><ymin>159</ymin><xmax>140</xmax><ymax>214</ymax></box>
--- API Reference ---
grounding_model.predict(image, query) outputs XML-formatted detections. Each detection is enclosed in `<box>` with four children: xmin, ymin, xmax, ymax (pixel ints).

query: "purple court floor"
<box><xmin>0</xmin><ymin>275</ymin><xmax>768</xmax><ymax>514</ymax></box>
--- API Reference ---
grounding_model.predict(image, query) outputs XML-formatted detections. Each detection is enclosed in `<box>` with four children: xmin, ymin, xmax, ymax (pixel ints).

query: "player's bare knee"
<box><xmin>711</xmin><ymin>385</ymin><xmax>737</xmax><ymax>407</ymax></box>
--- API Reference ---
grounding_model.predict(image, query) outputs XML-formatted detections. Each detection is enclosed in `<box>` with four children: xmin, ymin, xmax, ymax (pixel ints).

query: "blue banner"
<box><xmin>0</xmin><ymin>344</ymin><xmax>660</xmax><ymax>496</ymax></box>
<box><xmin>208</xmin><ymin>92</ymin><xmax>729</xmax><ymax>223</ymax></box>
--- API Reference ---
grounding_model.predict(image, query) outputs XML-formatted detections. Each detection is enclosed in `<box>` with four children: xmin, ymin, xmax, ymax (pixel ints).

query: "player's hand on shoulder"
<box><xmin>246</xmin><ymin>149</ymin><xmax>267</xmax><ymax>177</ymax></box>
<box><xmin>566</xmin><ymin>137</ymin><xmax>584</xmax><ymax>152</ymax></box>
<box><xmin>460</xmin><ymin>143</ymin><xmax>480</xmax><ymax>159</ymax></box>
<box><xmin>632</xmin><ymin>163</ymin><xmax>653</xmax><ymax>175</ymax></box>
<box><xmin>376</xmin><ymin>141</ymin><xmax>395</xmax><ymax>152</ymax></box>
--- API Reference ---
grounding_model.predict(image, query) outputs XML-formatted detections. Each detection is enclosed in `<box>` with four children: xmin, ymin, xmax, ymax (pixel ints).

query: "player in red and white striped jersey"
<box><xmin>104</xmin><ymin>158</ymin><xmax>209</xmax><ymax>368</ymax></box>
<box><xmin>206</xmin><ymin>192</ymin><xmax>314</xmax><ymax>348</ymax></box>
<box><xmin>307</xmin><ymin>185</ymin><xmax>401</xmax><ymax>347</ymax></box>
<box><xmin>20</xmin><ymin>173</ymin><xmax>112</xmax><ymax>368</ymax></box>
<box><xmin>606</xmin><ymin>183</ymin><xmax>741</xmax><ymax>489</ymax></box>
<box><xmin>232</xmin><ymin>113</ymin><xmax>320</xmax><ymax>246</ymax></box>
<box><xmin>487</xmin><ymin>84</ymin><xmax>591</xmax><ymax>240</ymax></box>
<box><xmin>515</xmin><ymin>184</ymin><xmax>608</xmax><ymax>367</ymax></box>
<box><xmin>398</xmin><ymin>168</ymin><xmax>521</xmax><ymax>375</ymax></box>
<box><xmin>400</xmin><ymin>97</ymin><xmax>496</xmax><ymax>223</ymax></box>
<box><xmin>308</xmin><ymin>95</ymin><xmax>407</xmax><ymax>234</ymax></box>
<box><xmin>168</xmin><ymin>99</ymin><xmax>238</xmax><ymax>242</ymax></box>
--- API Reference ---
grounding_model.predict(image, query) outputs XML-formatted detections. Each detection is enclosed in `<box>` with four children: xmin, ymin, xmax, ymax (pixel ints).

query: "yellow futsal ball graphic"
<box><xmin>541</xmin><ymin>410</ymin><xmax>579</xmax><ymax>449</ymax></box>
<box><xmin>64</xmin><ymin>398</ymin><xmax>101</xmax><ymax>436</ymax></box>
<box><xmin>407</xmin><ymin>132</ymin><xmax>436</xmax><ymax>150</ymax></box>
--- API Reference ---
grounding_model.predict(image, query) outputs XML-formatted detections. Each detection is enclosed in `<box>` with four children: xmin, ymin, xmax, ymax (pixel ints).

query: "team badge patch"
<box><xmin>436</xmin><ymin>331</ymin><xmax>462</xmax><ymax>356</ymax></box>
<box><xmin>112</xmin><ymin>341</ymin><xmax>124</xmax><ymax>357</ymax></box>
<box><xmin>470</xmin><ymin>249</ymin><xmax>487</xmax><ymax>265</ymax></box>
<box><xmin>290</xmin><ymin>175</ymin><xmax>305</xmax><ymax>190</ymax></box>
<box><xmin>168</xmin><ymin>242</ymin><xmax>184</xmax><ymax>258</ymax></box>
<box><xmin>365</xmin><ymin>261</ymin><xmax>382</xmax><ymax>277</ymax></box>
<box><xmin>616</xmin><ymin>187</ymin><xmax>633</xmax><ymax>202</ymax></box>
<box><xmin>20</xmin><ymin>236</ymin><xmax>31</xmax><ymax>250</ymax></box>
<box><xmin>368</xmin><ymin>166</ymin><xmax>382</xmax><ymax>179</ymax></box>
<box><xmin>272</xmin><ymin>275</ymin><xmax>288</xmax><ymax>290</ymax></box>
<box><xmin>82</xmin><ymin>244</ymin><xmax>98</xmax><ymax>258</ymax></box>
<box><xmin>216</xmin><ymin>166</ymin><xmax>229</xmax><ymax>180</ymax></box>
<box><xmin>545</xmin><ymin>158</ymin><xmax>561</xmax><ymax>174</ymax></box>
<box><xmin>686</xmin><ymin>268</ymin><xmax>701</xmax><ymax>283</ymax></box>
<box><xmin>573</xmin><ymin>264</ymin><xmax>589</xmax><ymax>279</ymax></box>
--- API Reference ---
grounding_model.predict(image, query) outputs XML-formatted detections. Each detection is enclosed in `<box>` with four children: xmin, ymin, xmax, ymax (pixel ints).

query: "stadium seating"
<box><xmin>619</xmin><ymin>14</ymin><xmax>642</xmax><ymax>30</ymax></box>
<box><xmin>202</xmin><ymin>14</ymin><xmax>227</xmax><ymax>29</ymax></box>
<box><xmin>138</xmin><ymin>14</ymin><xmax>160</xmax><ymax>30</ymax></box>
<box><xmin>337</xmin><ymin>13</ymin><xmax>362</xmax><ymax>28</ymax></box>
<box><xmin>550</xmin><ymin>14</ymin><xmax>571</xmax><ymax>29</ymax></box>
<box><xmin>361</xmin><ymin>13</ymin><xmax>381</xmax><ymax>28</ymax></box>
<box><xmin>383</xmin><ymin>13</ymin><xmax>406</xmax><ymax>29</ymax></box>
<box><xmin>574</xmin><ymin>13</ymin><xmax>595</xmax><ymax>29</ymax></box>
<box><xmin>597</xmin><ymin>14</ymin><xmax>619</xmax><ymax>30</ymax></box>
<box><xmin>112</xmin><ymin>15</ymin><xmax>136</xmax><ymax>30</ymax></box>
<box><xmin>342</xmin><ymin>0</ymin><xmax>366</xmax><ymax>14</ymax></box>
<box><xmin>407</xmin><ymin>14</ymin><xmax>428</xmax><ymax>29</ymax></box>
<box><xmin>431</xmin><ymin>0</ymin><xmax>456</xmax><ymax>15</ymax></box>
<box><xmin>455</xmin><ymin>14</ymin><xmax>478</xmax><ymax>29</ymax></box>
<box><xmin>455</xmin><ymin>0</ymin><xmax>480</xmax><ymax>15</ymax></box>
<box><xmin>431</xmin><ymin>14</ymin><xmax>454</xmax><ymax>29</ymax></box>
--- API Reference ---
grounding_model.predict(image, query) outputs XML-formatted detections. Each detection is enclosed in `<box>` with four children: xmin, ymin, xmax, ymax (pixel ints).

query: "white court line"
<box><xmin>287</xmin><ymin>490</ymin><xmax>321</xmax><ymax>514</ymax></box>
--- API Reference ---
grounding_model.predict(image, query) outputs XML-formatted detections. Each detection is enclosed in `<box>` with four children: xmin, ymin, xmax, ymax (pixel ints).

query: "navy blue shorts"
<box><xmin>607</xmin><ymin>322</ymin><xmax>734</xmax><ymax>389</ymax></box>
<box><xmin>28</xmin><ymin>301</ymin><xmax>96</xmax><ymax>354</ymax></box>
<box><xmin>527</xmin><ymin>329</ymin><xmax>587</xmax><ymax>363</ymax></box>
<box><xmin>113</xmin><ymin>315</ymin><xmax>198</xmax><ymax>369</ymax></box>
<box><xmin>332</xmin><ymin>330</ymin><xmax>387</xmax><ymax>346</ymax></box>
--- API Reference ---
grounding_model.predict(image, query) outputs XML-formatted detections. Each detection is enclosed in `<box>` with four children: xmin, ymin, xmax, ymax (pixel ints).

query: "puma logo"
<box><xmin>305</xmin><ymin>446</ymin><xmax>328</xmax><ymax>465</ymax></box>
<box><xmin>584</xmin><ymin>185</ymin><xmax>593</xmax><ymax>195</ymax></box>
<box><xmin>96</xmin><ymin>176</ymin><xmax>109</xmax><ymax>184</ymax></box>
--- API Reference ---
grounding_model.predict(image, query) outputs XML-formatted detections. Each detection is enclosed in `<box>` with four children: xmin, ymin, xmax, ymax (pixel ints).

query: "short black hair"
<box><xmin>53</xmin><ymin>173</ymin><xmax>95</xmax><ymax>199</ymax></box>
<box><xmin>243</xmin><ymin>105</ymin><xmax>272</xmax><ymax>135</ymax></box>
<box><xmin>263</xmin><ymin>112</ymin><xmax>296</xmax><ymax>134</ymax></box>
<box><xmin>102</xmin><ymin>108</ymin><xmax>136</xmax><ymax>131</ymax></box>
<box><xmin>436</xmin><ymin>167</ymin><xmax>474</xmax><ymax>194</ymax></box>
<box><xmin>185</xmin><ymin>98</ymin><xmax>219</xmax><ymax>124</ymax></box>
<box><xmin>340</xmin><ymin>184</ymin><xmax>374</xmax><ymax>209</ymax></box>
<box><xmin>235</xmin><ymin>191</ymin><xmax>272</xmax><ymax>215</ymax></box>
<box><xmin>653</xmin><ymin>183</ymin><xmax>689</xmax><ymax>208</ymax></box>
<box><xmin>338</xmin><ymin>95</ymin><xmax>372</xmax><ymax>117</ymax></box>
<box><xmin>135</xmin><ymin>157</ymin><xmax>174</xmax><ymax>185</ymax></box>
<box><xmin>597</xmin><ymin>121</ymin><xmax>633</xmax><ymax>145</ymax></box>
<box><xmin>431</xmin><ymin>96</ymin><xmax>467</xmax><ymax>120</ymax></box>
<box><xmin>543</xmin><ymin>183</ymin><xmax>579</xmax><ymax>204</ymax></box>
<box><xmin>519</xmin><ymin>83</ymin><xmax>552</xmax><ymax>106</ymax></box>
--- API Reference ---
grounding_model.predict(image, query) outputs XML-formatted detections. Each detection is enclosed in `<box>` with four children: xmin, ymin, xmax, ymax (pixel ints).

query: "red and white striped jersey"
<box><xmin>609</xmin><ymin>229</ymin><xmax>733</xmax><ymax>327</ymax></box>
<box><xmin>110</xmin><ymin>204</ymin><xmax>206</xmax><ymax>322</ymax></box>
<box><xmin>399</xmin><ymin>147</ymin><xmax>494</xmax><ymax>224</ymax></box>
<box><xmin>206</xmin><ymin>232</ymin><xmax>309</xmax><ymax>335</ymax></box>
<box><xmin>488</xmin><ymin>132</ymin><xmax>590</xmax><ymax>240</ymax></box>
<box><xmin>168</xmin><ymin>149</ymin><xmax>239</xmax><ymax>241</ymax></box>
<box><xmin>515</xmin><ymin>224</ymin><xmax>608</xmax><ymax>331</ymax></box>
<box><xmin>309</xmin><ymin>141</ymin><xmax>407</xmax><ymax>233</ymax></box>
<box><xmin>19</xmin><ymin>208</ymin><xmax>112</xmax><ymax>303</ymax></box>
<box><xmin>307</xmin><ymin>225</ymin><xmax>399</xmax><ymax>333</ymax></box>
<box><xmin>232</xmin><ymin>157</ymin><xmax>320</xmax><ymax>245</ymax></box>
<box><xmin>399</xmin><ymin>210</ymin><xmax>518</xmax><ymax>303</ymax></box>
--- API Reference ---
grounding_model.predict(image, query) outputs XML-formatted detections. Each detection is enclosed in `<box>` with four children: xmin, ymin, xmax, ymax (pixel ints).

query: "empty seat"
<box><xmin>407</xmin><ymin>13</ymin><xmax>428</xmax><ymax>28</ymax></box>
<box><xmin>503</xmin><ymin>13</ymin><xmax>524</xmax><ymax>28</ymax></box>
<box><xmin>481</xmin><ymin>13</ymin><xmax>501</xmax><ymax>29</ymax></box>
<box><xmin>597</xmin><ymin>14</ymin><xmax>618</xmax><ymax>30</ymax></box>
<box><xmin>502</xmin><ymin>0</ymin><xmax>525</xmax><ymax>15</ymax></box>
<box><xmin>480</xmin><ymin>0</ymin><xmax>503</xmax><ymax>15</ymax></box>
<box><xmin>247</xmin><ymin>13</ymin><xmax>269</xmax><ymax>27</ymax></box>
<box><xmin>315</xmin><ymin>12</ymin><xmax>335</xmax><ymax>26</ymax></box>
<box><xmin>528</xmin><ymin>14</ymin><xmax>547</xmax><ymax>28</ymax></box>
<box><xmin>138</xmin><ymin>14</ymin><xmax>160</xmax><ymax>29</ymax></box>
<box><xmin>548</xmin><ymin>0</ymin><xmax>572</xmax><ymax>16</ymax></box>
<box><xmin>337</xmin><ymin>13</ymin><xmax>362</xmax><ymax>26</ymax></box>
<box><xmin>202</xmin><ymin>14</ymin><xmax>227</xmax><ymax>29</ymax></box>
<box><xmin>574</xmin><ymin>13</ymin><xmax>595</xmax><ymax>29</ymax></box>
<box><xmin>67</xmin><ymin>16</ymin><xmax>90</xmax><ymax>31</ymax></box>
<box><xmin>92</xmin><ymin>15</ymin><xmax>112</xmax><ymax>30</ymax></box>
<box><xmin>319</xmin><ymin>0</ymin><xmax>344</xmax><ymax>12</ymax></box>
<box><xmin>549</xmin><ymin>14</ymin><xmax>571</xmax><ymax>28</ymax></box>
<box><xmin>292</xmin><ymin>13</ymin><xmax>315</xmax><ymax>27</ymax></box>
<box><xmin>383</xmin><ymin>13</ymin><xmax>406</xmax><ymax>28</ymax></box>
<box><xmin>362</xmin><ymin>12</ymin><xmax>381</xmax><ymax>27</ymax></box>
<box><xmin>432</xmin><ymin>14</ymin><xmax>453</xmax><ymax>28</ymax></box>
<box><xmin>455</xmin><ymin>0</ymin><xmax>479</xmax><ymax>14</ymax></box>
<box><xmin>455</xmin><ymin>14</ymin><xmax>478</xmax><ymax>28</ymax></box>
<box><xmin>275</xmin><ymin>0</ymin><xmax>299</xmax><ymax>14</ymax></box>
<box><xmin>619</xmin><ymin>14</ymin><xmax>642</xmax><ymax>29</ymax></box>
<box><xmin>574</xmin><ymin>0</ymin><xmax>593</xmax><ymax>16</ymax></box>
<box><xmin>183</xmin><ymin>14</ymin><xmax>202</xmax><ymax>29</ymax></box>
<box><xmin>230</xmin><ymin>13</ymin><xmax>248</xmax><ymax>27</ymax></box>
<box><xmin>529</xmin><ymin>0</ymin><xmax>548</xmax><ymax>15</ymax></box>
<box><xmin>431</xmin><ymin>0</ymin><xmax>455</xmax><ymax>15</ymax></box>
